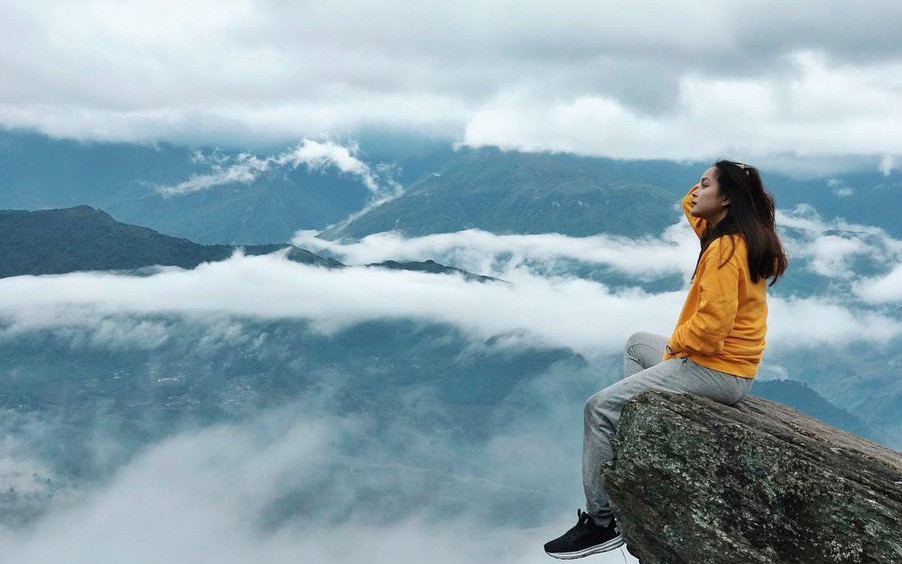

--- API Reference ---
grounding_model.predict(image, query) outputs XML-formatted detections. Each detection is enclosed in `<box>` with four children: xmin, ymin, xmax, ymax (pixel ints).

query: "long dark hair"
<box><xmin>696</xmin><ymin>160</ymin><xmax>788</xmax><ymax>286</ymax></box>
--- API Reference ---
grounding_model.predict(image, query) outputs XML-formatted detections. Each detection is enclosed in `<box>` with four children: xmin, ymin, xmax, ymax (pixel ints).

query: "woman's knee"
<box><xmin>584</xmin><ymin>389</ymin><xmax>613</xmax><ymax>423</ymax></box>
<box><xmin>625</xmin><ymin>332</ymin><xmax>644</xmax><ymax>350</ymax></box>
<box><xmin>584</xmin><ymin>391</ymin><xmax>601</xmax><ymax>418</ymax></box>
<box><xmin>625</xmin><ymin>331</ymin><xmax>660</xmax><ymax>351</ymax></box>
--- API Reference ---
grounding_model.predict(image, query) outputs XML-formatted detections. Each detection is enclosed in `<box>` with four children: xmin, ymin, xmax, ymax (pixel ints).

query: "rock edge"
<box><xmin>603</xmin><ymin>390</ymin><xmax>902</xmax><ymax>564</ymax></box>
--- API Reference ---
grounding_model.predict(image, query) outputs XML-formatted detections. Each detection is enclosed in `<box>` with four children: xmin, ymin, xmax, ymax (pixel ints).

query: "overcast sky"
<box><xmin>1</xmin><ymin>0</ymin><xmax>900</xmax><ymax>165</ymax></box>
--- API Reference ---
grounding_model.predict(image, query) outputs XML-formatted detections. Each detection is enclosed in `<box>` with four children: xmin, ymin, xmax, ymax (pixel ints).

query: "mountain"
<box><xmin>322</xmin><ymin>146</ymin><xmax>902</xmax><ymax>241</ymax></box>
<box><xmin>766</xmin><ymin>170</ymin><xmax>902</xmax><ymax>236</ymax></box>
<box><xmin>769</xmin><ymin>347</ymin><xmax>902</xmax><ymax>450</ymax></box>
<box><xmin>320</xmin><ymin>147</ymin><xmax>683</xmax><ymax>240</ymax></box>
<box><xmin>0</xmin><ymin>128</ymin><xmax>373</xmax><ymax>244</ymax></box>
<box><xmin>0</xmin><ymin>207</ymin><xmax>894</xmax><ymax>531</ymax></box>
<box><xmin>0</xmin><ymin>206</ymin><xmax>340</xmax><ymax>278</ymax></box>
<box><xmin>3</xmin><ymin>128</ymin><xmax>899</xmax><ymax>246</ymax></box>
<box><xmin>0</xmin><ymin>206</ymin><xmax>505</xmax><ymax>282</ymax></box>
<box><xmin>750</xmin><ymin>379</ymin><xmax>885</xmax><ymax>443</ymax></box>
<box><xmin>367</xmin><ymin>259</ymin><xmax>501</xmax><ymax>283</ymax></box>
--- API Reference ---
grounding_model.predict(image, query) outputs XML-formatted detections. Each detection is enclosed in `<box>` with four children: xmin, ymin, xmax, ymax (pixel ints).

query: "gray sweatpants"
<box><xmin>583</xmin><ymin>332</ymin><xmax>754</xmax><ymax>525</ymax></box>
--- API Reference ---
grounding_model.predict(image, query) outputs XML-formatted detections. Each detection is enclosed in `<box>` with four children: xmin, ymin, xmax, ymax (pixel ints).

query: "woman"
<box><xmin>544</xmin><ymin>160</ymin><xmax>788</xmax><ymax>559</ymax></box>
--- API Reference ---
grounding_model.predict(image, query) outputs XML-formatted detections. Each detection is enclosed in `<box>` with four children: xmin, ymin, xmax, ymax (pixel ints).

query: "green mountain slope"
<box><xmin>321</xmin><ymin>147</ymin><xmax>683</xmax><ymax>240</ymax></box>
<box><xmin>751</xmin><ymin>379</ymin><xmax>886</xmax><ymax>443</ymax></box>
<box><xmin>0</xmin><ymin>206</ymin><xmax>339</xmax><ymax>278</ymax></box>
<box><xmin>367</xmin><ymin>259</ymin><xmax>500</xmax><ymax>283</ymax></box>
<box><xmin>0</xmin><ymin>206</ymin><xmax>501</xmax><ymax>281</ymax></box>
<box><xmin>4</xmin><ymin>129</ymin><xmax>899</xmax><ymax>245</ymax></box>
<box><xmin>0</xmin><ymin>129</ymin><xmax>372</xmax><ymax>244</ymax></box>
<box><xmin>324</xmin><ymin>145</ymin><xmax>902</xmax><ymax>240</ymax></box>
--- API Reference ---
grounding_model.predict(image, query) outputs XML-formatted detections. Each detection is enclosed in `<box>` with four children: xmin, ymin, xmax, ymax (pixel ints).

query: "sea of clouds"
<box><xmin>1</xmin><ymin>205</ymin><xmax>899</xmax><ymax>563</ymax></box>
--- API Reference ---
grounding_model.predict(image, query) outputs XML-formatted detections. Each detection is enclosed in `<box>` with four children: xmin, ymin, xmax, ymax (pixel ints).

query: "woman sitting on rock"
<box><xmin>544</xmin><ymin>160</ymin><xmax>788</xmax><ymax>559</ymax></box>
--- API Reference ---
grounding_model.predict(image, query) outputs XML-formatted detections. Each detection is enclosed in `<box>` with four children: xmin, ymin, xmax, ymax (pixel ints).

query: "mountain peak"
<box><xmin>0</xmin><ymin>207</ymin><xmax>338</xmax><ymax>277</ymax></box>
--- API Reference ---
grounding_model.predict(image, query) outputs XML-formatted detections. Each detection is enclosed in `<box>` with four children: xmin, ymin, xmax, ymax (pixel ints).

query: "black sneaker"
<box><xmin>544</xmin><ymin>510</ymin><xmax>624</xmax><ymax>559</ymax></box>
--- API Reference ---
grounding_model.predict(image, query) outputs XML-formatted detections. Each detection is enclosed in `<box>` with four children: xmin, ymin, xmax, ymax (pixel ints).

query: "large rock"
<box><xmin>603</xmin><ymin>391</ymin><xmax>902</xmax><ymax>564</ymax></box>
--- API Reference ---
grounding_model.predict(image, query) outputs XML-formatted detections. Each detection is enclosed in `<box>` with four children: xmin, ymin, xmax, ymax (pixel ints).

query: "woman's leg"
<box><xmin>623</xmin><ymin>332</ymin><xmax>667</xmax><ymax>378</ymax></box>
<box><xmin>582</xmin><ymin>330</ymin><xmax>666</xmax><ymax>521</ymax></box>
<box><xmin>583</xmin><ymin>342</ymin><xmax>753</xmax><ymax>525</ymax></box>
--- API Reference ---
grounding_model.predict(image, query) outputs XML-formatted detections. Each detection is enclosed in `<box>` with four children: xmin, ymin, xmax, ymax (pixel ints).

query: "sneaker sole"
<box><xmin>544</xmin><ymin>534</ymin><xmax>625</xmax><ymax>560</ymax></box>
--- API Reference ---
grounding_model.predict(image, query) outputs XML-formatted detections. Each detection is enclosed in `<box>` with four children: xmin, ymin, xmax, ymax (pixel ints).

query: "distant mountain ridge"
<box><xmin>320</xmin><ymin>147</ymin><xmax>683</xmax><ymax>240</ymax></box>
<box><xmin>321</xmin><ymin>146</ymin><xmax>902</xmax><ymax>240</ymax></box>
<box><xmin>751</xmin><ymin>379</ymin><xmax>885</xmax><ymax>443</ymax></box>
<box><xmin>0</xmin><ymin>129</ymin><xmax>374</xmax><ymax>245</ymax></box>
<box><xmin>2</xmin><ymin>128</ymin><xmax>899</xmax><ymax>245</ymax></box>
<box><xmin>0</xmin><ymin>206</ymin><xmax>499</xmax><ymax>281</ymax></box>
<box><xmin>0</xmin><ymin>206</ymin><xmax>340</xmax><ymax>278</ymax></box>
<box><xmin>367</xmin><ymin>259</ymin><xmax>500</xmax><ymax>283</ymax></box>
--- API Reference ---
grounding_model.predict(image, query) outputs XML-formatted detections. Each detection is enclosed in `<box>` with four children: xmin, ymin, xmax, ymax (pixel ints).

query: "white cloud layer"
<box><xmin>0</xmin><ymin>256</ymin><xmax>676</xmax><ymax>360</ymax></box>
<box><xmin>879</xmin><ymin>155</ymin><xmax>896</xmax><ymax>176</ymax></box>
<box><xmin>0</xmin><ymin>398</ymin><xmax>639</xmax><ymax>564</ymax></box>
<box><xmin>777</xmin><ymin>206</ymin><xmax>902</xmax><ymax>280</ymax></box>
<box><xmin>294</xmin><ymin>206</ymin><xmax>902</xmax><ymax>298</ymax></box>
<box><xmin>0</xmin><ymin>250</ymin><xmax>898</xmax><ymax>364</ymax></box>
<box><xmin>0</xmin><ymin>206</ymin><xmax>898</xmax><ymax>563</ymax></box>
<box><xmin>855</xmin><ymin>265</ymin><xmax>902</xmax><ymax>303</ymax></box>
<box><xmin>293</xmin><ymin>221</ymin><xmax>699</xmax><ymax>278</ymax></box>
<box><xmin>2</xmin><ymin>204</ymin><xmax>896</xmax><ymax>362</ymax></box>
<box><xmin>1</xmin><ymin>1</ymin><xmax>901</xmax><ymax>164</ymax></box>
<box><xmin>157</xmin><ymin>139</ymin><xmax>385</xmax><ymax>196</ymax></box>
<box><xmin>463</xmin><ymin>52</ymin><xmax>902</xmax><ymax>161</ymax></box>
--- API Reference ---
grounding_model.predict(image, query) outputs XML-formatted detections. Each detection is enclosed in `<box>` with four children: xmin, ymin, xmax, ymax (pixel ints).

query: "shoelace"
<box><xmin>576</xmin><ymin>509</ymin><xmax>619</xmax><ymax>534</ymax></box>
<box><xmin>574</xmin><ymin>509</ymin><xmax>594</xmax><ymax>532</ymax></box>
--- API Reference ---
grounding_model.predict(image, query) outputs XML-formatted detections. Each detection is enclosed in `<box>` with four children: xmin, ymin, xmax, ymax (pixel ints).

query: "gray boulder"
<box><xmin>603</xmin><ymin>391</ymin><xmax>902</xmax><ymax>563</ymax></box>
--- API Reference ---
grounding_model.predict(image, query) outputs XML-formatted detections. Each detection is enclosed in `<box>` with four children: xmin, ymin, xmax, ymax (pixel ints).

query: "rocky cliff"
<box><xmin>603</xmin><ymin>391</ymin><xmax>902</xmax><ymax>564</ymax></box>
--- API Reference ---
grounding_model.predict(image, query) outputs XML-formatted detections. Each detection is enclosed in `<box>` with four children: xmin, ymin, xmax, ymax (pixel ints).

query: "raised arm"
<box><xmin>683</xmin><ymin>184</ymin><xmax>708</xmax><ymax>239</ymax></box>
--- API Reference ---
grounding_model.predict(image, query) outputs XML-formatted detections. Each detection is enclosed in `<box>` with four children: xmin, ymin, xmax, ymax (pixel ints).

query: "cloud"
<box><xmin>0</xmin><ymin>306</ymin><xmax>171</xmax><ymax>351</ymax></box>
<box><xmin>0</xmin><ymin>248</ymin><xmax>898</xmax><ymax>364</ymax></box>
<box><xmin>462</xmin><ymin>51</ymin><xmax>902</xmax><ymax>161</ymax></box>
<box><xmin>777</xmin><ymin>206</ymin><xmax>902</xmax><ymax>280</ymax></box>
<box><xmin>301</xmin><ymin>205</ymin><xmax>902</xmax><ymax>294</ymax></box>
<box><xmin>854</xmin><ymin>265</ymin><xmax>902</xmax><ymax>303</ymax></box>
<box><xmin>826</xmin><ymin>178</ymin><xmax>854</xmax><ymax>197</ymax></box>
<box><xmin>156</xmin><ymin>139</ymin><xmax>387</xmax><ymax>196</ymax></box>
<box><xmin>0</xmin><ymin>377</ymin><xmax>639</xmax><ymax>564</ymax></box>
<box><xmin>0</xmin><ymin>429</ymin><xmax>57</xmax><ymax>494</ymax></box>
<box><xmin>0</xmin><ymin>2</ymin><xmax>901</xmax><ymax>163</ymax></box>
<box><xmin>0</xmin><ymin>203</ymin><xmax>898</xmax><ymax>562</ymax></box>
<box><xmin>2</xmin><ymin>202</ymin><xmax>898</xmax><ymax>365</ymax></box>
<box><xmin>767</xmin><ymin>296</ymin><xmax>901</xmax><ymax>347</ymax></box>
<box><xmin>0</xmin><ymin>256</ymin><xmax>676</xmax><ymax>361</ymax></box>
<box><xmin>880</xmin><ymin>154</ymin><xmax>897</xmax><ymax>176</ymax></box>
<box><xmin>294</xmin><ymin>220</ymin><xmax>698</xmax><ymax>279</ymax></box>
<box><xmin>4</xmin><ymin>199</ymin><xmax>901</xmax><ymax>362</ymax></box>
<box><xmin>796</xmin><ymin>235</ymin><xmax>869</xmax><ymax>278</ymax></box>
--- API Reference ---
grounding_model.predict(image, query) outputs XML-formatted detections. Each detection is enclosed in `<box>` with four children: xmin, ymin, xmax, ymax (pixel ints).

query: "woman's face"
<box><xmin>690</xmin><ymin>166</ymin><xmax>730</xmax><ymax>224</ymax></box>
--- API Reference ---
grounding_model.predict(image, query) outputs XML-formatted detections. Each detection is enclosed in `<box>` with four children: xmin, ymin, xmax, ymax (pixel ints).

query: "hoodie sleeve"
<box><xmin>667</xmin><ymin>239</ymin><xmax>739</xmax><ymax>355</ymax></box>
<box><xmin>682</xmin><ymin>184</ymin><xmax>708</xmax><ymax>239</ymax></box>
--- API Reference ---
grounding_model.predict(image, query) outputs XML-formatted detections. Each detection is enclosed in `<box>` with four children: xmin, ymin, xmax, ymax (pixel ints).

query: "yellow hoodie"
<box><xmin>663</xmin><ymin>185</ymin><xmax>767</xmax><ymax>378</ymax></box>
